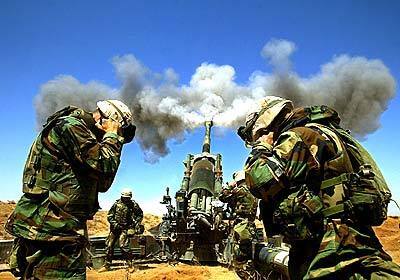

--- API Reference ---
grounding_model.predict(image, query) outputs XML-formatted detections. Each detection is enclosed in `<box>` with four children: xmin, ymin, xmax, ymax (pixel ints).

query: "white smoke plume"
<box><xmin>34</xmin><ymin>39</ymin><xmax>396</xmax><ymax>162</ymax></box>
<box><xmin>261</xmin><ymin>38</ymin><xmax>297</xmax><ymax>74</ymax></box>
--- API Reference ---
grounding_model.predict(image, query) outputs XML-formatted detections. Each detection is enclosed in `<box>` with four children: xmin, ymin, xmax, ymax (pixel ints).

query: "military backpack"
<box><xmin>306</xmin><ymin>106</ymin><xmax>392</xmax><ymax>226</ymax></box>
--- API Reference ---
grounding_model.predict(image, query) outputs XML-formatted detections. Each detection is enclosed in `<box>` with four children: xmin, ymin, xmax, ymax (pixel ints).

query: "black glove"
<box><xmin>122</xmin><ymin>124</ymin><xmax>136</xmax><ymax>144</ymax></box>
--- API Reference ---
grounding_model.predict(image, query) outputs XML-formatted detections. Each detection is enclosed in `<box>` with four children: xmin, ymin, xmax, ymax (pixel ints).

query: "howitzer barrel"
<box><xmin>202</xmin><ymin>121</ymin><xmax>213</xmax><ymax>153</ymax></box>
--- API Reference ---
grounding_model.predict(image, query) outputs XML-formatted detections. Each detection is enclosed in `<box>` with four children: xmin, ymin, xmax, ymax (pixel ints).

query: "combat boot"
<box><xmin>126</xmin><ymin>259</ymin><xmax>136</xmax><ymax>273</ymax></box>
<box><xmin>97</xmin><ymin>264</ymin><xmax>110</xmax><ymax>273</ymax></box>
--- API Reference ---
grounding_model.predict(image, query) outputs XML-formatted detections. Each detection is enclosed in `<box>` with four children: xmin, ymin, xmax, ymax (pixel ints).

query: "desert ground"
<box><xmin>0</xmin><ymin>201</ymin><xmax>399</xmax><ymax>279</ymax></box>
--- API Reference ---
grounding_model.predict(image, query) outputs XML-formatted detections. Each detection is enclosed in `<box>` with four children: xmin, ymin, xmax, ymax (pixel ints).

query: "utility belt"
<box><xmin>272</xmin><ymin>166</ymin><xmax>384</xmax><ymax>241</ymax></box>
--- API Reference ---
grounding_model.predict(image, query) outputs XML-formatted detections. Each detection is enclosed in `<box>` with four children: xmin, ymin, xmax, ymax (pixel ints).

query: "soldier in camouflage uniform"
<box><xmin>237</xmin><ymin>96</ymin><xmax>400</xmax><ymax>280</ymax></box>
<box><xmin>99</xmin><ymin>188</ymin><xmax>143</xmax><ymax>271</ymax></box>
<box><xmin>5</xmin><ymin>100</ymin><xmax>135</xmax><ymax>279</ymax></box>
<box><xmin>219</xmin><ymin>171</ymin><xmax>258</xmax><ymax>279</ymax></box>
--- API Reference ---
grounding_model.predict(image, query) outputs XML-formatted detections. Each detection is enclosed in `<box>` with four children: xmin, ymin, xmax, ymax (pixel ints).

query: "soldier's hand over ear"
<box><xmin>259</xmin><ymin>132</ymin><xmax>274</xmax><ymax>145</ymax></box>
<box><xmin>101</xmin><ymin>119</ymin><xmax>121</xmax><ymax>134</ymax></box>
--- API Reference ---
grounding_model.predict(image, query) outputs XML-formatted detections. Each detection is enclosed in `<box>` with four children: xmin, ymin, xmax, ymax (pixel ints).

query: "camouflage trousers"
<box><xmin>104</xmin><ymin>229</ymin><xmax>130</xmax><ymax>267</ymax></box>
<box><xmin>9</xmin><ymin>237</ymin><xmax>86</xmax><ymax>280</ymax></box>
<box><xmin>291</xmin><ymin>222</ymin><xmax>400</xmax><ymax>280</ymax></box>
<box><xmin>232</xmin><ymin>218</ymin><xmax>258</xmax><ymax>280</ymax></box>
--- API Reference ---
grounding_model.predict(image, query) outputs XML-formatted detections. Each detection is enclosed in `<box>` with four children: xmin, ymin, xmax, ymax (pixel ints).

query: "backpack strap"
<box><xmin>40</xmin><ymin>106</ymin><xmax>96</xmax><ymax>157</ymax></box>
<box><xmin>40</xmin><ymin>106</ymin><xmax>80</xmax><ymax>155</ymax></box>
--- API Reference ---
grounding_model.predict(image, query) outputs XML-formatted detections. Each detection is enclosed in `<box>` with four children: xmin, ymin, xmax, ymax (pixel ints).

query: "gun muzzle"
<box><xmin>202</xmin><ymin>121</ymin><xmax>213</xmax><ymax>153</ymax></box>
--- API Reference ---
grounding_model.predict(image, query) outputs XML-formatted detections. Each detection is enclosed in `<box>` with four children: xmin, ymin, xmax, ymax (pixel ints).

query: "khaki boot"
<box><xmin>97</xmin><ymin>265</ymin><xmax>110</xmax><ymax>273</ymax></box>
<box><xmin>129</xmin><ymin>266</ymin><xmax>136</xmax><ymax>273</ymax></box>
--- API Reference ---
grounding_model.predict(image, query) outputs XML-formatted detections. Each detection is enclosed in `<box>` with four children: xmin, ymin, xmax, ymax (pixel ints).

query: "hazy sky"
<box><xmin>1</xmin><ymin>0</ymin><xmax>399</xmax><ymax>214</ymax></box>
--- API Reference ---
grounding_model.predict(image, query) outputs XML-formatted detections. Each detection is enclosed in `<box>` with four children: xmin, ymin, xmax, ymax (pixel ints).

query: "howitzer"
<box><xmin>159</xmin><ymin>121</ymin><xmax>228</xmax><ymax>262</ymax></box>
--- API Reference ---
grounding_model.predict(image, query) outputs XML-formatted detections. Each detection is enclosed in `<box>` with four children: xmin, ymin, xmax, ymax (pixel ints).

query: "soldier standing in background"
<box><xmin>99</xmin><ymin>188</ymin><xmax>143</xmax><ymax>272</ymax></box>
<box><xmin>238</xmin><ymin>96</ymin><xmax>400</xmax><ymax>279</ymax></box>
<box><xmin>5</xmin><ymin>100</ymin><xmax>135</xmax><ymax>279</ymax></box>
<box><xmin>219</xmin><ymin>171</ymin><xmax>259</xmax><ymax>279</ymax></box>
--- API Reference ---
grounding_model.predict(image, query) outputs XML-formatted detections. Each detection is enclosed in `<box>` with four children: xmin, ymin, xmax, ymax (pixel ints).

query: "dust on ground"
<box><xmin>86</xmin><ymin>263</ymin><xmax>239</xmax><ymax>280</ymax></box>
<box><xmin>0</xmin><ymin>264</ymin><xmax>239</xmax><ymax>280</ymax></box>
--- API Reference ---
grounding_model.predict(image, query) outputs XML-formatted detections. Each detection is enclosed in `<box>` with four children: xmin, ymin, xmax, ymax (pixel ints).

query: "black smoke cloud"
<box><xmin>255</xmin><ymin>39</ymin><xmax>395</xmax><ymax>137</ymax></box>
<box><xmin>35</xmin><ymin>75</ymin><xmax>115</xmax><ymax>127</ymax></box>
<box><xmin>34</xmin><ymin>39</ymin><xmax>396</xmax><ymax>162</ymax></box>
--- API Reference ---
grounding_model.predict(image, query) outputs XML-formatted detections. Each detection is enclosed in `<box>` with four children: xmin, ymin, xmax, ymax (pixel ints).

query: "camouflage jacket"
<box><xmin>6</xmin><ymin>108</ymin><xmax>124</xmax><ymax>242</ymax></box>
<box><xmin>107</xmin><ymin>199</ymin><xmax>143</xmax><ymax>231</ymax></box>
<box><xmin>245</xmin><ymin>107</ymin><xmax>353</xmax><ymax>235</ymax></box>
<box><xmin>244</xmin><ymin>106</ymin><xmax>392</xmax><ymax>278</ymax></box>
<box><xmin>219</xmin><ymin>182</ymin><xmax>258</xmax><ymax>220</ymax></box>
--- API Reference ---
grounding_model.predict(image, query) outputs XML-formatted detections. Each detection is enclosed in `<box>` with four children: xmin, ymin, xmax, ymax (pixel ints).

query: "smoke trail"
<box><xmin>304</xmin><ymin>55</ymin><xmax>395</xmax><ymax>136</ymax></box>
<box><xmin>34</xmin><ymin>39</ymin><xmax>396</xmax><ymax>162</ymax></box>
<box><xmin>252</xmin><ymin>39</ymin><xmax>396</xmax><ymax>137</ymax></box>
<box><xmin>34</xmin><ymin>75</ymin><xmax>115</xmax><ymax>129</ymax></box>
<box><xmin>261</xmin><ymin>38</ymin><xmax>296</xmax><ymax>74</ymax></box>
<box><xmin>112</xmin><ymin>55</ymin><xmax>202</xmax><ymax>163</ymax></box>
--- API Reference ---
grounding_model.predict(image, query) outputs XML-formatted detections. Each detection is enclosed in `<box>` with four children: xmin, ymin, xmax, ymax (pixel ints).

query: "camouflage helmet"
<box><xmin>233</xmin><ymin>170</ymin><xmax>246</xmax><ymax>184</ymax></box>
<box><xmin>238</xmin><ymin>96</ymin><xmax>293</xmax><ymax>143</ymax></box>
<box><xmin>253</xmin><ymin>96</ymin><xmax>293</xmax><ymax>138</ymax></box>
<box><xmin>121</xmin><ymin>188</ymin><xmax>133</xmax><ymax>198</ymax></box>
<box><xmin>97</xmin><ymin>100</ymin><xmax>133</xmax><ymax>126</ymax></box>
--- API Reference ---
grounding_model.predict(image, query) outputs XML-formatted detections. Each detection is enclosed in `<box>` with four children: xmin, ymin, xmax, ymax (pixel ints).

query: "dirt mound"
<box><xmin>143</xmin><ymin>214</ymin><xmax>162</xmax><ymax>232</ymax></box>
<box><xmin>374</xmin><ymin>216</ymin><xmax>400</xmax><ymax>262</ymax></box>
<box><xmin>87</xmin><ymin>211</ymin><xmax>161</xmax><ymax>236</ymax></box>
<box><xmin>0</xmin><ymin>201</ymin><xmax>16</xmax><ymax>240</ymax></box>
<box><xmin>87</xmin><ymin>211</ymin><xmax>109</xmax><ymax>236</ymax></box>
